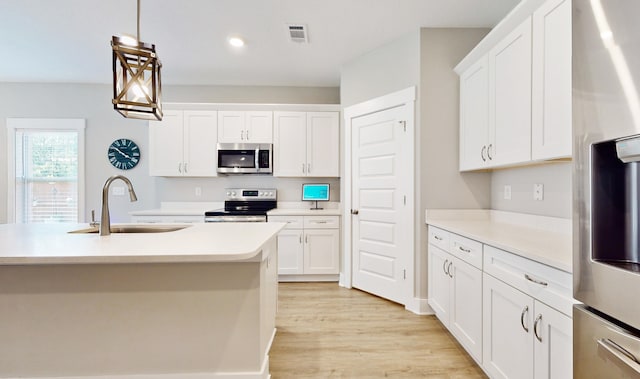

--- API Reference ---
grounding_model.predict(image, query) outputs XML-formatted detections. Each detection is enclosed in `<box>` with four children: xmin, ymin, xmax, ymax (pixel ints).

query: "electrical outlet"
<box><xmin>503</xmin><ymin>185</ymin><xmax>512</xmax><ymax>200</ymax></box>
<box><xmin>195</xmin><ymin>186</ymin><xmax>202</xmax><ymax>197</ymax></box>
<box><xmin>533</xmin><ymin>184</ymin><xmax>544</xmax><ymax>201</ymax></box>
<box><xmin>112</xmin><ymin>186</ymin><xmax>125</xmax><ymax>196</ymax></box>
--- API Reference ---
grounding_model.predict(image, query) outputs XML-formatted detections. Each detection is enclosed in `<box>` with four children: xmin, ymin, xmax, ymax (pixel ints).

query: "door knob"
<box><xmin>351</xmin><ymin>209</ymin><xmax>359</xmax><ymax>215</ymax></box>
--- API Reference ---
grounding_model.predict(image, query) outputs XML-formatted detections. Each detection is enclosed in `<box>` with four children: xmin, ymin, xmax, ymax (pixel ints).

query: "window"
<box><xmin>7</xmin><ymin>119</ymin><xmax>85</xmax><ymax>223</ymax></box>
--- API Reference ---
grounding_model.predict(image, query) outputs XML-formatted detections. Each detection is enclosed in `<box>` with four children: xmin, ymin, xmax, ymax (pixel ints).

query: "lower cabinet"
<box><xmin>428</xmin><ymin>239</ymin><xmax>483</xmax><ymax>363</ymax></box>
<box><xmin>483</xmin><ymin>273</ymin><xmax>572</xmax><ymax>379</ymax></box>
<box><xmin>269</xmin><ymin>215</ymin><xmax>340</xmax><ymax>281</ymax></box>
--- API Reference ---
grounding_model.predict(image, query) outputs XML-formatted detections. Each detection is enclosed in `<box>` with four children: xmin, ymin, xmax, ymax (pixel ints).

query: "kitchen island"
<box><xmin>0</xmin><ymin>222</ymin><xmax>284</xmax><ymax>379</ymax></box>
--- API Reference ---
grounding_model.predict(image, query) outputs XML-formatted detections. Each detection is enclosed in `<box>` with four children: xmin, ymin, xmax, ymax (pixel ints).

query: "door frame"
<box><xmin>341</xmin><ymin>87</ymin><xmax>416</xmax><ymax>303</ymax></box>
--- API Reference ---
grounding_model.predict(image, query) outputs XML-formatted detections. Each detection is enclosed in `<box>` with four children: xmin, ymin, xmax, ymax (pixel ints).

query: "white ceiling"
<box><xmin>0</xmin><ymin>0</ymin><xmax>520</xmax><ymax>87</ymax></box>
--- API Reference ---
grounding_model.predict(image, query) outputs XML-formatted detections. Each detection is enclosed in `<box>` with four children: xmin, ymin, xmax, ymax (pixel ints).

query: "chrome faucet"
<box><xmin>100</xmin><ymin>175</ymin><xmax>138</xmax><ymax>236</ymax></box>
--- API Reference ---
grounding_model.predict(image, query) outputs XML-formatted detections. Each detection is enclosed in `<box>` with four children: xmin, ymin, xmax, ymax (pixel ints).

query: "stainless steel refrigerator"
<box><xmin>573</xmin><ymin>0</ymin><xmax>640</xmax><ymax>377</ymax></box>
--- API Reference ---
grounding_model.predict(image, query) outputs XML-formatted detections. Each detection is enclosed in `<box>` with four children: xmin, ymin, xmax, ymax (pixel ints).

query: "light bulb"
<box><xmin>119</xmin><ymin>35</ymin><xmax>138</xmax><ymax>46</ymax></box>
<box><xmin>131</xmin><ymin>82</ymin><xmax>149</xmax><ymax>99</ymax></box>
<box><xmin>229</xmin><ymin>37</ymin><xmax>245</xmax><ymax>47</ymax></box>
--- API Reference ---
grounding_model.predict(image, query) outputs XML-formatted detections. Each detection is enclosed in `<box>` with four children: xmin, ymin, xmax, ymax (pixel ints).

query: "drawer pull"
<box><xmin>525</xmin><ymin>274</ymin><xmax>548</xmax><ymax>287</ymax></box>
<box><xmin>443</xmin><ymin>259</ymin><xmax>449</xmax><ymax>275</ymax></box>
<box><xmin>520</xmin><ymin>305</ymin><xmax>529</xmax><ymax>333</ymax></box>
<box><xmin>447</xmin><ymin>262</ymin><xmax>453</xmax><ymax>278</ymax></box>
<box><xmin>313</xmin><ymin>221</ymin><xmax>328</xmax><ymax>224</ymax></box>
<box><xmin>458</xmin><ymin>245</ymin><xmax>471</xmax><ymax>253</ymax></box>
<box><xmin>434</xmin><ymin>235</ymin><xmax>443</xmax><ymax>241</ymax></box>
<box><xmin>534</xmin><ymin>314</ymin><xmax>543</xmax><ymax>342</ymax></box>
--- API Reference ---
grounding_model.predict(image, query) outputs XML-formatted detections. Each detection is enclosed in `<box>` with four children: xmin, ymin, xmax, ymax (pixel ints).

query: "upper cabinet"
<box><xmin>217</xmin><ymin>111</ymin><xmax>273</xmax><ymax>143</ymax></box>
<box><xmin>456</xmin><ymin>0</ymin><xmax>571</xmax><ymax>171</ymax></box>
<box><xmin>149</xmin><ymin>110</ymin><xmax>218</xmax><ymax>177</ymax></box>
<box><xmin>531</xmin><ymin>0</ymin><xmax>572</xmax><ymax>160</ymax></box>
<box><xmin>273</xmin><ymin>111</ymin><xmax>340</xmax><ymax>177</ymax></box>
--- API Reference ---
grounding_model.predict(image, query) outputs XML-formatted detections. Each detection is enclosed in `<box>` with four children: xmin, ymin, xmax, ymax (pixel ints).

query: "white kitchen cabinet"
<box><xmin>428</xmin><ymin>227</ymin><xmax>483</xmax><ymax>363</ymax></box>
<box><xmin>531</xmin><ymin>0</ymin><xmax>572</xmax><ymax>160</ymax></box>
<box><xmin>269</xmin><ymin>214</ymin><xmax>340</xmax><ymax>280</ymax></box>
<box><xmin>217</xmin><ymin>111</ymin><xmax>273</xmax><ymax>143</ymax></box>
<box><xmin>149</xmin><ymin>110</ymin><xmax>217</xmax><ymax>177</ymax></box>
<box><xmin>459</xmin><ymin>54</ymin><xmax>490</xmax><ymax>171</ymax></box>
<box><xmin>533</xmin><ymin>301</ymin><xmax>572</xmax><ymax>379</ymax></box>
<box><xmin>273</xmin><ymin>111</ymin><xmax>339</xmax><ymax>177</ymax></box>
<box><xmin>488</xmin><ymin>16</ymin><xmax>532</xmax><ymax>167</ymax></box>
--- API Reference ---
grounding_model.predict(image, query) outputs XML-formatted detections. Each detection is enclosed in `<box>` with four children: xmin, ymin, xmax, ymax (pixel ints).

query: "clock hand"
<box><xmin>110</xmin><ymin>146</ymin><xmax>131</xmax><ymax>159</ymax></box>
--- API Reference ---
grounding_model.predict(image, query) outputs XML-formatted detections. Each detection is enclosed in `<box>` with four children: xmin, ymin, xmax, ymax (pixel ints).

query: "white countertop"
<box><xmin>426</xmin><ymin>209</ymin><xmax>572</xmax><ymax>273</ymax></box>
<box><xmin>129</xmin><ymin>202</ymin><xmax>222</xmax><ymax>216</ymax></box>
<box><xmin>0</xmin><ymin>222</ymin><xmax>285</xmax><ymax>265</ymax></box>
<box><xmin>268</xmin><ymin>208</ymin><xmax>341</xmax><ymax>216</ymax></box>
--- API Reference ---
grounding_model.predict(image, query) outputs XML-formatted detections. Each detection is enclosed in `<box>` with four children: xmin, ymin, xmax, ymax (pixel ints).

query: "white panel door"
<box><xmin>489</xmin><ymin>16</ymin><xmax>533</xmax><ymax>167</ymax></box>
<box><xmin>276</xmin><ymin>229</ymin><xmax>304</xmax><ymax>275</ymax></box>
<box><xmin>450</xmin><ymin>257</ymin><xmax>483</xmax><ymax>364</ymax></box>
<box><xmin>245</xmin><ymin>111</ymin><xmax>273</xmax><ymax>143</ymax></box>
<box><xmin>307</xmin><ymin>112</ymin><xmax>340</xmax><ymax>177</ymax></box>
<box><xmin>183</xmin><ymin>110</ymin><xmax>217</xmax><ymax>177</ymax></box>
<box><xmin>303</xmin><ymin>229</ymin><xmax>340</xmax><ymax>275</ymax></box>
<box><xmin>149</xmin><ymin>110</ymin><xmax>184</xmax><ymax>176</ymax></box>
<box><xmin>459</xmin><ymin>54</ymin><xmax>490</xmax><ymax>171</ymax></box>
<box><xmin>351</xmin><ymin>105</ymin><xmax>410</xmax><ymax>304</ymax></box>
<box><xmin>273</xmin><ymin>111</ymin><xmax>306</xmax><ymax>177</ymax></box>
<box><xmin>217</xmin><ymin>111</ymin><xmax>245</xmax><ymax>143</ymax></box>
<box><xmin>531</xmin><ymin>0</ymin><xmax>572</xmax><ymax>160</ymax></box>
<box><xmin>533</xmin><ymin>300</ymin><xmax>572</xmax><ymax>379</ymax></box>
<box><xmin>483</xmin><ymin>273</ymin><xmax>534</xmax><ymax>379</ymax></box>
<box><xmin>427</xmin><ymin>245</ymin><xmax>451</xmax><ymax>325</ymax></box>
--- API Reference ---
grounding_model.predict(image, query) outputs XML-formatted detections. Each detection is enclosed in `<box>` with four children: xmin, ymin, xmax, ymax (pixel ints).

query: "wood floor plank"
<box><xmin>270</xmin><ymin>282</ymin><xmax>487</xmax><ymax>378</ymax></box>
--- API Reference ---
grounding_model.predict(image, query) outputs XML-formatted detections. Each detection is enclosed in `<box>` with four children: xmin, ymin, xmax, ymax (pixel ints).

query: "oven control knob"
<box><xmin>226</xmin><ymin>191</ymin><xmax>231</xmax><ymax>196</ymax></box>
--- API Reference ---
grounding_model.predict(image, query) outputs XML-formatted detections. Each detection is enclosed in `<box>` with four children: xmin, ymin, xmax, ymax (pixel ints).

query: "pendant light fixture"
<box><xmin>111</xmin><ymin>0</ymin><xmax>163</xmax><ymax>121</ymax></box>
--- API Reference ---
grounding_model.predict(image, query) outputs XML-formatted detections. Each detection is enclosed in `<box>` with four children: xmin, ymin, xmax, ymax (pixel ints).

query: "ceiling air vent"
<box><xmin>287</xmin><ymin>24</ymin><xmax>308</xmax><ymax>43</ymax></box>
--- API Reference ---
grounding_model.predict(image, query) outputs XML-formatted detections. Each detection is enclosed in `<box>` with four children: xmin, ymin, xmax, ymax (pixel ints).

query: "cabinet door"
<box><xmin>450</xmin><ymin>257</ymin><xmax>483</xmax><ymax>363</ymax></box>
<box><xmin>307</xmin><ymin>112</ymin><xmax>340</xmax><ymax>177</ymax></box>
<box><xmin>273</xmin><ymin>111</ymin><xmax>307</xmax><ymax>177</ymax></box>
<box><xmin>427</xmin><ymin>245</ymin><xmax>451</xmax><ymax>326</ymax></box>
<box><xmin>531</xmin><ymin>0</ymin><xmax>572</xmax><ymax>160</ymax></box>
<box><xmin>245</xmin><ymin>111</ymin><xmax>273</xmax><ymax>143</ymax></box>
<box><xmin>277</xmin><ymin>229</ymin><xmax>304</xmax><ymax>275</ymax></box>
<box><xmin>183</xmin><ymin>110</ymin><xmax>217</xmax><ymax>177</ymax></box>
<box><xmin>483</xmin><ymin>273</ymin><xmax>534</xmax><ymax>379</ymax></box>
<box><xmin>533</xmin><ymin>301</ymin><xmax>572</xmax><ymax>379</ymax></box>
<box><xmin>217</xmin><ymin>111</ymin><xmax>245</xmax><ymax>143</ymax></box>
<box><xmin>149</xmin><ymin>110</ymin><xmax>184</xmax><ymax>176</ymax></box>
<box><xmin>303</xmin><ymin>229</ymin><xmax>339</xmax><ymax>275</ymax></box>
<box><xmin>489</xmin><ymin>16</ymin><xmax>532</xmax><ymax>167</ymax></box>
<box><xmin>459</xmin><ymin>54</ymin><xmax>490</xmax><ymax>171</ymax></box>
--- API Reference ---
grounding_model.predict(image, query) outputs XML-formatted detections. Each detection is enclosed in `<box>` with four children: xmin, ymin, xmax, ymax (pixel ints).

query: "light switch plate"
<box><xmin>195</xmin><ymin>187</ymin><xmax>202</xmax><ymax>197</ymax></box>
<box><xmin>503</xmin><ymin>185</ymin><xmax>512</xmax><ymax>200</ymax></box>
<box><xmin>533</xmin><ymin>184</ymin><xmax>544</xmax><ymax>201</ymax></box>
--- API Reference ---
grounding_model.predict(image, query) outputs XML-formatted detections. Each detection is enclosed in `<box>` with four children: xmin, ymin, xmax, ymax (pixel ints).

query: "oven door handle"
<box><xmin>597</xmin><ymin>338</ymin><xmax>640</xmax><ymax>375</ymax></box>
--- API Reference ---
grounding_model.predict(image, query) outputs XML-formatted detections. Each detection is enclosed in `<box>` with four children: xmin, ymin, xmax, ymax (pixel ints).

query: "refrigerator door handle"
<box><xmin>597</xmin><ymin>338</ymin><xmax>640</xmax><ymax>375</ymax></box>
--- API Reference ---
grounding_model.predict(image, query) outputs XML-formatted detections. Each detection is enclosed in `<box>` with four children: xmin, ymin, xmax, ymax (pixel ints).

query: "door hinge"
<box><xmin>399</xmin><ymin>120</ymin><xmax>406</xmax><ymax>132</ymax></box>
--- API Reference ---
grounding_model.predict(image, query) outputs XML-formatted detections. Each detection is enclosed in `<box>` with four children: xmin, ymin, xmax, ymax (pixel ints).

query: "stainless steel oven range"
<box><xmin>574</xmin><ymin>0</ymin><xmax>640</xmax><ymax>377</ymax></box>
<box><xmin>204</xmin><ymin>188</ymin><xmax>276</xmax><ymax>222</ymax></box>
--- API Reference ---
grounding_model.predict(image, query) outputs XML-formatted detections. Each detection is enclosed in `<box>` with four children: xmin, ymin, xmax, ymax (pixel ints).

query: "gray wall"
<box><xmin>490</xmin><ymin>162</ymin><xmax>572</xmax><ymax>218</ymax></box>
<box><xmin>0</xmin><ymin>83</ymin><xmax>340</xmax><ymax>224</ymax></box>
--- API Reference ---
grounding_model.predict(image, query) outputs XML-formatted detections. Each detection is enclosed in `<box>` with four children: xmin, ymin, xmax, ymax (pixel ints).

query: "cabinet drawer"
<box><xmin>303</xmin><ymin>216</ymin><xmax>340</xmax><ymax>229</ymax></box>
<box><xmin>428</xmin><ymin>226</ymin><xmax>450</xmax><ymax>251</ymax></box>
<box><xmin>484</xmin><ymin>245</ymin><xmax>573</xmax><ymax>316</ymax></box>
<box><xmin>268</xmin><ymin>215</ymin><xmax>304</xmax><ymax>229</ymax></box>
<box><xmin>449</xmin><ymin>233</ymin><xmax>483</xmax><ymax>269</ymax></box>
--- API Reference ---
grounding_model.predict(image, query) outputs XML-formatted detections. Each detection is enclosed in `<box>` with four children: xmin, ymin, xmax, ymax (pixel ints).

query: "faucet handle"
<box><xmin>90</xmin><ymin>210</ymin><xmax>99</xmax><ymax>227</ymax></box>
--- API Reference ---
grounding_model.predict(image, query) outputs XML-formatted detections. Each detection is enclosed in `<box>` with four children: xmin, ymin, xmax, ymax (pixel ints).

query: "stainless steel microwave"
<box><xmin>217</xmin><ymin>143</ymin><xmax>272</xmax><ymax>174</ymax></box>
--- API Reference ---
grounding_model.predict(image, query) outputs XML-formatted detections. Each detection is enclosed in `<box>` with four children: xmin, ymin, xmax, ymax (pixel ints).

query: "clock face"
<box><xmin>108</xmin><ymin>138</ymin><xmax>140</xmax><ymax>170</ymax></box>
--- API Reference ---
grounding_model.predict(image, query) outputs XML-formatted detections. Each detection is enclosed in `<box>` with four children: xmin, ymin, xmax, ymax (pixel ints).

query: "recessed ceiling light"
<box><xmin>229</xmin><ymin>37</ymin><xmax>245</xmax><ymax>47</ymax></box>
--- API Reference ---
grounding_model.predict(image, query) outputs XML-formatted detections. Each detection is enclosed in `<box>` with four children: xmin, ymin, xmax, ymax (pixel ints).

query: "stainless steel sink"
<box><xmin>68</xmin><ymin>224</ymin><xmax>191</xmax><ymax>234</ymax></box>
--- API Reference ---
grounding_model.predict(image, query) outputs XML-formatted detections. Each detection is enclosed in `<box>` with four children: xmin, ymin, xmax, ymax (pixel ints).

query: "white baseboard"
<box><xmin>5</xmin><ymin>371</ymin><xmax>270</xmax><ymax>379</ymax></box>
<box><xmin>405</xmin><ymin>296</ymin><xmax>434</xmax><ymax>315</ymax></box>
<box><xmin>278</xmin><ymin>274</ymin><xmax>339</xmax><ymax>282</ymax></box>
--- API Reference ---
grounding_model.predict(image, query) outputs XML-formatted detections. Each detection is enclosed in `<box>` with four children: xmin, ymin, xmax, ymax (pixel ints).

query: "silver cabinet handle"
<box><xmin>246</xmin><ymin>130</ymin><xmax>250</xmax><ymax>140</ymax></box>
<box><xmin>481</xmin><ymin>146</ymin><xmax>487</xmax><ymax>162</ymax></box>
<box><xmin>448</xmin><ymin>262</ymin><xmax>453</xmax><ymax>278</ymax></box>
<box><xmin>598</xmin><ymin>338</ymin><xmax>640</xmax><ymax>372</ymax></box>
<box><xmin>302</xmin><ymin>163</ymin><xmax>306</xmax><ymax>174</ymax></box>
<box><xmin>178</xmin><ymin>163</ymin><xmax>182</xmax><ymax>173</ymax></box>
<box><xmin>307</xmin><ymin>163</ymin><xmax>311</xmax><ymax>174</ymax></box>
<box><xmin>184</xmin><ymin>163</ymin><xmax>188</xmax><ymax>173</ymax></box>
<box><xmin>534</xmin><ymin>314</ymin><xmax>543</xmax><ymax>342</ymax></box>
<box><xmin>434</xmin><ymin>235</ymin><xmax>443</xmax><ymax>241</ymax></box>
<box><xmin>443</xmin><ymin>259</ymin><xmax>449</xmax><ymax>275</ymax></box>
<box><xmin>458</xmin><ymin>245</ymin><xmax>471</xmax><ymax>253</ymax></box>
<box><xmin>520</xmin><ymin>305</ymin><xmax>529</xmax><ymax>332</ymax></box>
<box><xmin>241</xmin><ymin>130</ymin><xmax>245</xmax><ymax>140</ymax></box>
<box><xmin>313</xmin><ymin>221</ymin><xmax>328</xmax><ymax>224</ymax></box>
<box><xmin>305</xmin><ymin>234</ymin><xmax>308</xmax><ymax>243</ymax></box>
<box><xmin>299</xmin><ymin>234</ymin><xmax>302</xmax><ymax>243</ymax></box>
<box><xmin>525</xmin><ymin>274</ymin><xmax>548</xmax><ymax>287</ymax></box>
<box><xmin>487</xmin><ymin>143</ymin><xmax>493</xmax><ymax>160</ymax></box>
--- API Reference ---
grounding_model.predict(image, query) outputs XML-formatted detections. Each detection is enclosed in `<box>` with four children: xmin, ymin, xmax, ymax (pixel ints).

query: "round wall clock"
<box><xmin>108</xmin><ymin>138</ymin><xmax>140</xmax><ymax>170</ymax></box>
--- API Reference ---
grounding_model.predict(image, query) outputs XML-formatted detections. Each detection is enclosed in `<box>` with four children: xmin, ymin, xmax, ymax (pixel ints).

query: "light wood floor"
<box><xmin>270</xmin><ymin>282</ymin><xmax>486</xmax><ymax>378</ymax></box>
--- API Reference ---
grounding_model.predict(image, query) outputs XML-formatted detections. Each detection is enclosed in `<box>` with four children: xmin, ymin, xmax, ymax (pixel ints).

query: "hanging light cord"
<box><xmin>136</xmin><ymin>0</ymin><xmax>140</xmax><ymax>42</ymax></box>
